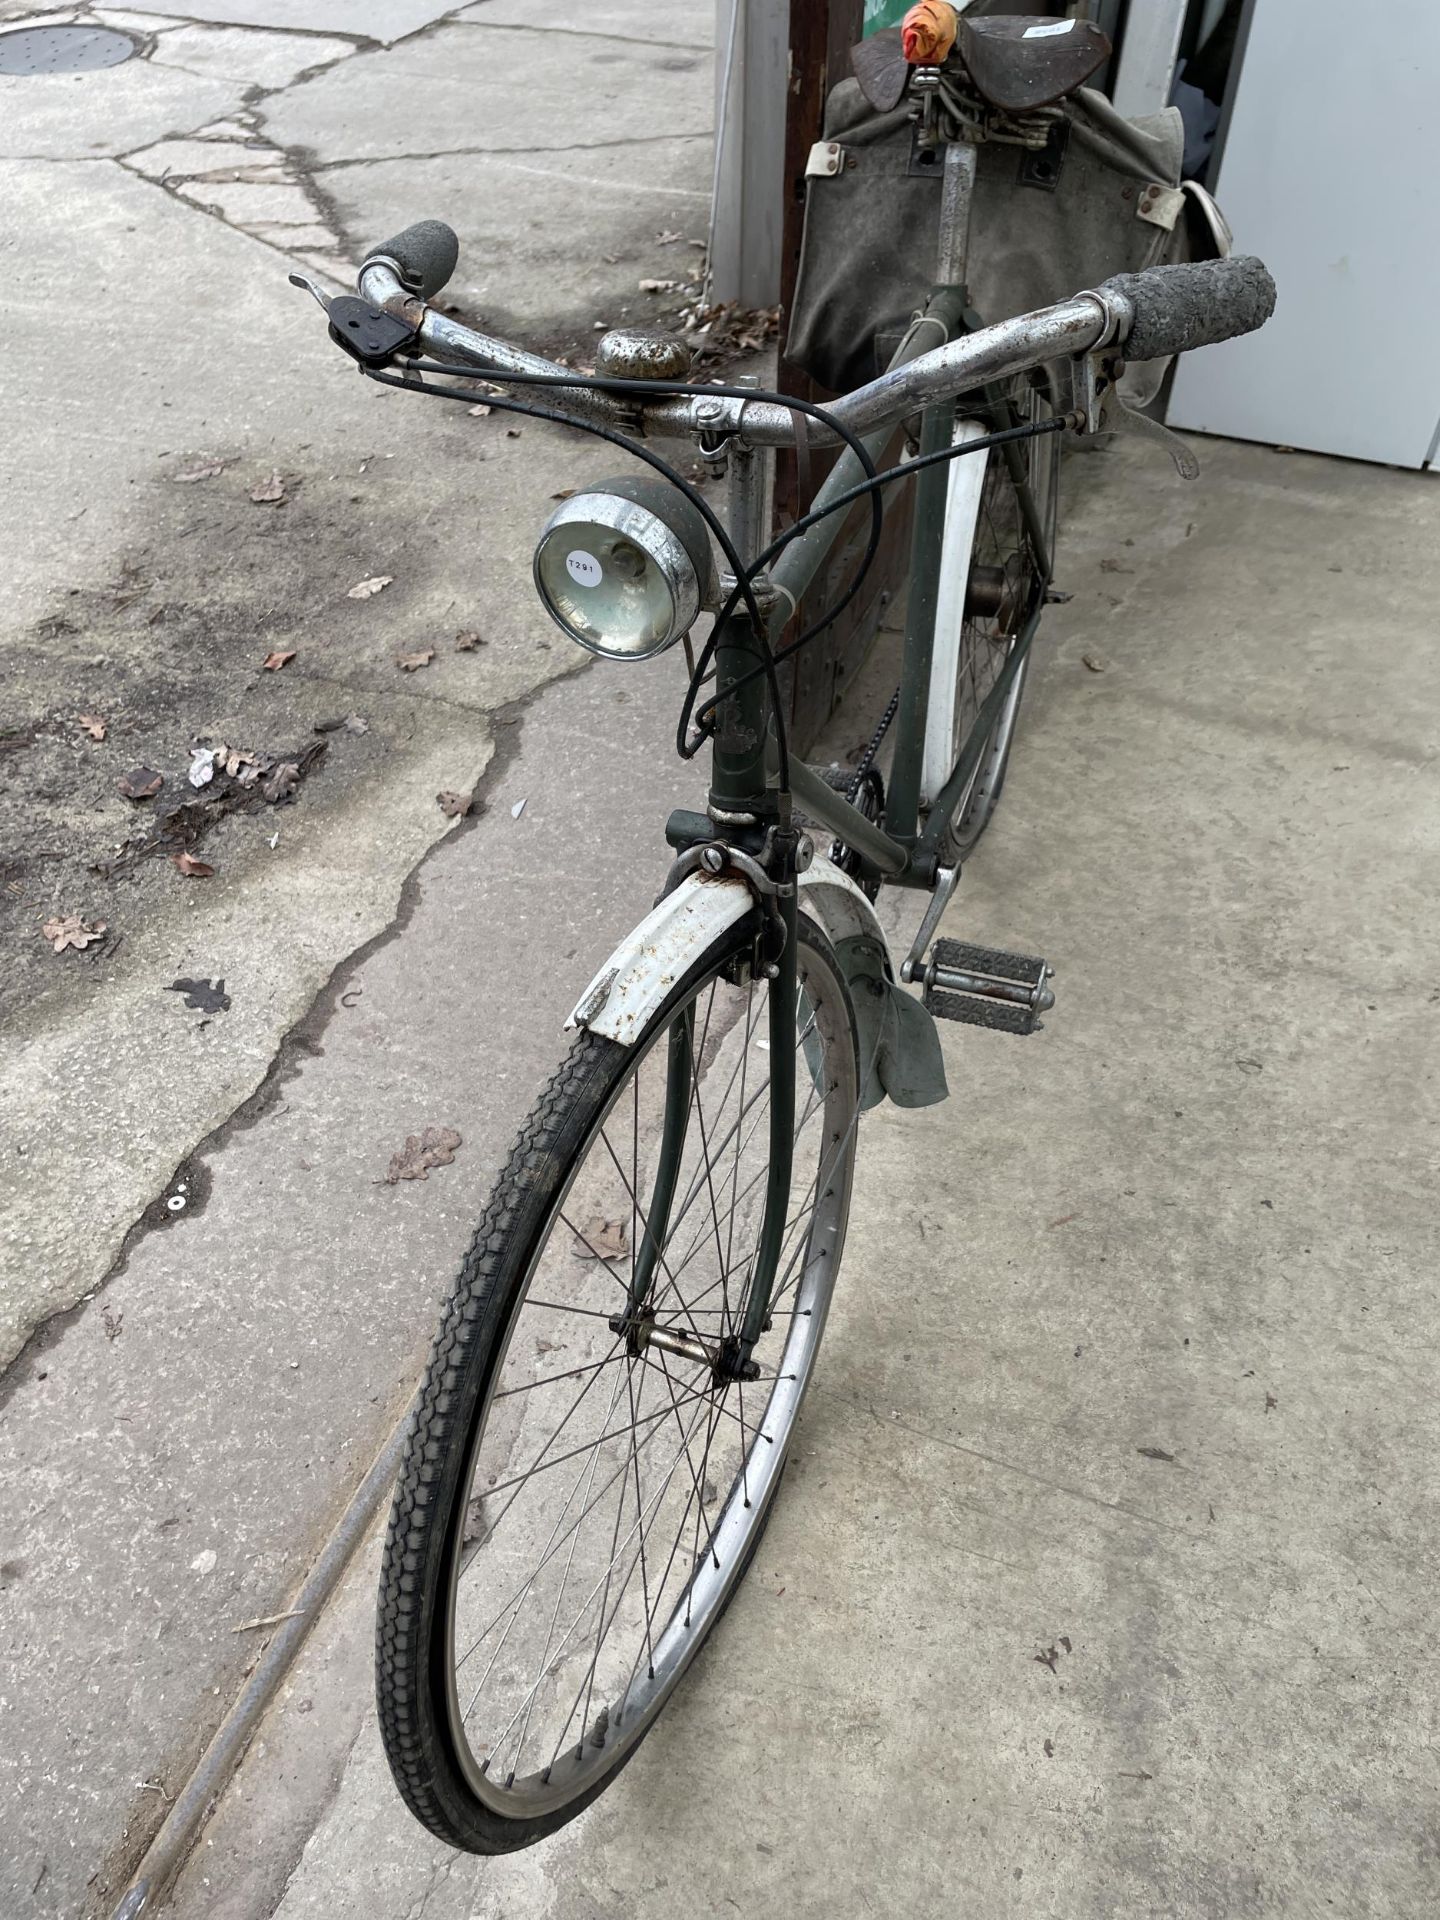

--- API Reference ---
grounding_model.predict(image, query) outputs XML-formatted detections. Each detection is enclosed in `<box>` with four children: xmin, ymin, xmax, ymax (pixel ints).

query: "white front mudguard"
<box><xmin>568</xmin><ymin>854</ymin><xmax>885</xmax><ymax>1044</ymax></box>
<box><xmin>567</xmin><ymin>855</ymin><xmax>949</xmax><ymax>1110</ymax></box>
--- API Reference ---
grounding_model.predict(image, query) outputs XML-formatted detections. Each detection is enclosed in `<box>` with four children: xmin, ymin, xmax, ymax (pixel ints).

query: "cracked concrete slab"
<box><xmin>1</xmin><ymin>11</ymin><xmax>728</xmax><ymax>1913</ymax></box>
<box><xmin>458</xmin><ymin>0</ymin><xmax>715</xmax><ymax>48</ymax></box>
<box><xmin>146</xmin><ymin>23</ymin><xmax>357</xmax><ymax>90</ymax></box>
<box><xmin>0</xmin><ymin>53</ymin><xmax>240</xmax><ymax>159</ymax></box>
<box><xmin>3</xmin><ymin>648</ymin><xmax>708</xmax><ymax>1920</ymax></box>
<box><xmin>308</xmin><ymin>143</ymin><xmax>710</xmax><ymax>339</ymax></box>
<box><xmin>104</xmin><ymin>0</ymin><xmax>451</xmax><ymax>40</ymax></box>
<box><xmin>258</xmin><ymin>21</ymin><xmax>712</xmax><ymax>167</ymax></box>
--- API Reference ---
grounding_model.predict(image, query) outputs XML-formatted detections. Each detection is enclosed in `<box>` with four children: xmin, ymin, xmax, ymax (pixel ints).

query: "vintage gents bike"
<box><xmin>293</xmin><ymin>12</ymin><xmax>1273</xmax><ymax>1856</ymax></box>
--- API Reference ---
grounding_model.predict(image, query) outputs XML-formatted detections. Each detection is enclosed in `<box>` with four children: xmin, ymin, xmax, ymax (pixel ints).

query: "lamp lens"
<box><xmin>536</xmin><ymin>523</ymin><xmax>678</xmax><ymax>658</ymax></box>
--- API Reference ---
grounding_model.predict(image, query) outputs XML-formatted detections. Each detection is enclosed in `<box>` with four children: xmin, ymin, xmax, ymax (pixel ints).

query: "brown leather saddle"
<box><xmin>853</xmin><ymin>13</ymin><xmax>1110</xmax><ymax>117</ymax></box>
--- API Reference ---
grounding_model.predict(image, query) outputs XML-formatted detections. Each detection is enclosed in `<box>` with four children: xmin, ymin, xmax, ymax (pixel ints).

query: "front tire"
<box><xmin>376</xmin><ymin>911</ymin><xmax>860</xmax><ymax>1852</ymax></box>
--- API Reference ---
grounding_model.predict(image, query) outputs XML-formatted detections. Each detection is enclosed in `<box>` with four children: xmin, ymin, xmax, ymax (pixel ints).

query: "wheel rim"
<box><xmin>945</xmin><ymin>374</ymin><xmax>1059</xmax><ymax>856</ymax></box>
<box><xmin>441</xmin><ymin>932</ymin><xmax>858</xmax><ymax>1816</ymax></box>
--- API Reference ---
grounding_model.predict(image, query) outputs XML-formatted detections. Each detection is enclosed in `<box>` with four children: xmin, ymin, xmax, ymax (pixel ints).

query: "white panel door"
<box><xmin>1167</xmin><ymin>0</ymin><xmax>1440</xmax><ymax>468</ymax></box>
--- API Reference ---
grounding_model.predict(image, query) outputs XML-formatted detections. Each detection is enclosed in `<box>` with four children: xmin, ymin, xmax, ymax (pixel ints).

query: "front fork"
<box><xmin>619</xmin><ymin>434</ymin><xmax>803</xmax><ymax>1386</ymax></box>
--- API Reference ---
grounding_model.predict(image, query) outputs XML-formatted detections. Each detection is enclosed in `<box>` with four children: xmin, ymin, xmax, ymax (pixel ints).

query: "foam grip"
<box><xmin>1100</xmin><ymin>255</ymin><xmax>1277</xmax><ymax>362</ymax></box>
<box><xmin>363</xmin><ymin>220</ymin><xmax>460</xmax><ymax>301</ymax></box>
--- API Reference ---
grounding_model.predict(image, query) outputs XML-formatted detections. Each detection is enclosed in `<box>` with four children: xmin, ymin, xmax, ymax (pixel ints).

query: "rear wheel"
<box><xmin>376</xmin><ymin>911</ymin><xmax>861</xmax><ymax>1852</ymax></box>
<box><xmin>935</xmin><ymin>370</ymin><xmax>1061</xmax><ymax>861</ymax></box>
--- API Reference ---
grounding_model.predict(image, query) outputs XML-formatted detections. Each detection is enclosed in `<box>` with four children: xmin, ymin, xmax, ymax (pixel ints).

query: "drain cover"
<box><xmin>0</xmin><ymin>25</ymin><xmax>138</xmax><ymax>74</ymax></box>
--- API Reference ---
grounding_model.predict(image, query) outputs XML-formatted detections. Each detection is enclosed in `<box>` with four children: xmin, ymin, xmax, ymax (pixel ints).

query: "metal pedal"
<box><xmin>921</xmin><ymin>939</ymin><xmax>1055</xmax><ymax>1036</ymax></box>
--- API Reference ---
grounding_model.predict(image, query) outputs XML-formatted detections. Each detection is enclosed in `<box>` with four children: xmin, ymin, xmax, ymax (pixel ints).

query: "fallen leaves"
<box><xmin>655</xmin><ymin>228</ymin><xmax>684</xmax><ymax>245</ymax></box>
<box><xmin>453</xmin><ymin>630</ymin><xmax>483</xmax><ymax>652</ymax></box>
<box><xmin>467</xmin><ymin>402</ymin><xmax>492</xmax><ymax>418</ymax></box>
<box><xmin>261</xmin><ymin>761</ymin><xmax>301</xmax><ymax>803</ymax></box>
<box><xmin>174</xmin><ymin>456</ymin><xmax>231</xmax><ymax>484</ymax></box>
<box><xmin>261</xmin><ymin>650</ymin><xmax>296</xmax><ymax>671</ymax></box>
<box><xmin>1136</xmin><ymin>1445</ymin><xmax>1178</xmax><ymax>1464</ymax></box>
<box><xmin>41</xmin><ymin>914</ymin><xmax>107</xmax><ymax>953</ymax></box>
<box><xmin>1081</xmin><ymin>652</ymin><xmax>1108</xmax><ymax>673</ymax></box>
<box><xmin>249</xmin><ymin>470</ymin><xmax>288</xmax><ymax>506</ymax></box>
<box><xmin>172</xmin><ymin>851</ymin><xmax>215</xmax><ymax>878</ymax></box>
<box><xmin>436</xmin><ymin>790</ymin><xmax>472</xmax><ymax>818</ymax></box>
<box><xmin>168</xmin><ymin>977</ymin><xmax>230</xmax><ymax>1013</ymax></box>
<box><xmin>639</xmin><ymin>277</ymin><xmax>677</xmax><ymax>293</ymax></box>
<box><xmin>118</xmin><ymin>767</ymin><xmax>164</xmax><ymax>800</ymax></box>
<box><xmin>383</xmin><ymin>1125</ymin><xmax>463</xmax><ymax>1184</ymax></box>
<box><xmin>75</xmin><ymin>713</ymin><xmax>107</xmax><ymax>741</ymax></box>
<box><xmin>396</xmin><ymin>649</ymin><xmax>435</xmax><ymax>672</ymax></box>
<box><xmin>572</xmin><ymin>1216</ymin><xmax>628</xmax><ymax>1264</ymax></box>
<box><xmin>347</xmin><ymin>574</ymin><xmax>393</xmax><ymax>600</ymax></box>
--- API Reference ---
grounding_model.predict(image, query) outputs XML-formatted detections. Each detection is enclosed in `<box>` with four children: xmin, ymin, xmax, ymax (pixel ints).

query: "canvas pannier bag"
<box><xmin>785</xmin><ymin>79</ymin><xmax>1192</xmax><ymax>397</ymax></box>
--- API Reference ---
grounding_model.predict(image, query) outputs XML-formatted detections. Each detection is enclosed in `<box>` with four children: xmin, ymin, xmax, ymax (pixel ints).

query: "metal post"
<box><xmin>709</xmin><ymin>0</ymin><xmax>790</xmax><ymax>307</ymax></box>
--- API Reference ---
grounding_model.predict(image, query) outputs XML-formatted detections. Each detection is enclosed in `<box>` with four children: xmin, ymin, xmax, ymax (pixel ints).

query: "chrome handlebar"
<box><xmin>355</xmin><ymin>258</ymin><xmax>1130</xmax><ymax>450</ymax></box>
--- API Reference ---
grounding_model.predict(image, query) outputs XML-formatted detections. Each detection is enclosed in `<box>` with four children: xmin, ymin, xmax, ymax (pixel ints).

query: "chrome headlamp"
<box><xmin>532</xmin><ymin>474</ymin><xmax>715</xmax><ymax>661</ymax></box>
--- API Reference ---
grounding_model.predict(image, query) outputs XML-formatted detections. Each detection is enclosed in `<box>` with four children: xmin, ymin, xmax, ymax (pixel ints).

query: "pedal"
<box><xmin>920</xmin><ymin>939</ymin><xmax>1055</xmax><ymax>1036</ymax></box>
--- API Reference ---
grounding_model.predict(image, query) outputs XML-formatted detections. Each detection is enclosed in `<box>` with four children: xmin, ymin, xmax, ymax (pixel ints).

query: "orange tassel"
<box><xmin>901</xmin><ymin>0</ymin><xmax>958</xmax><ymax>65</ymax></box>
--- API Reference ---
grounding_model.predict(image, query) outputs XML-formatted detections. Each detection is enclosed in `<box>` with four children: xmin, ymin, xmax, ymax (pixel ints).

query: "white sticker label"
<box><xmin>565</xmin><ymin>549</ymin><xmax>603</xmax><ymax>589</ymax></box>
<box><xmin>1024</xmin><ymin>18</ymin><xmax>1076</xmax><ymax>36</ymax></box>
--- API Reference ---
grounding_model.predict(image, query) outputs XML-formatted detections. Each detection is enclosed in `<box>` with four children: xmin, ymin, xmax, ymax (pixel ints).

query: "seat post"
<box><xmin>936</xmin><ymin>137</ymin><xmax>978</xmax><ymax>293</ymax></box>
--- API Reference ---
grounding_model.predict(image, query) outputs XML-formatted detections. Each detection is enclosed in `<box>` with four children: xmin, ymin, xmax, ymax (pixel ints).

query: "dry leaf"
<box><xmin>468</xmin><ymin>402</ymin><xmax>492</xmax><ymax>418</ymax></box>
<box><xmin>656</xmin><ymin>228</ymin><xmax>684</xmax><ymax>245</ymax></box>
<box><xmin>76</xmin><ymin>714</ymin><xmax>107</xmax><ymax>741</ymax></box>
<box><xmin>262</xmin><ymin>650</ymin><xmax>296</xmax><ymax>671</ymax></box>
<box><xmin>174</xmin><ymin>458</ymin><xmax>228</xmax><ymax>483</ymax></box>
<box><xmin>1081</xmin><ymin>651</ymin><xmax>1108</xmax><ymax>674</ymax></box>
<box><xmin>172</xmin><ymin>851</ymin><xmax>215</xmax><ymax>878</ymax></box>
<box><xmin>250</xmin><ymin>470</ymin><xmax>287</xmax><ymax>505</ymax></box>
<box><xmin>261</xmin><ymin>761</ymin><xmax>300</xmax><ymax>804</ymax></box>
<box><xmin>347</xmin><ymin>575</ymin><xmax>393</xmax><ymax>600</ymax></box>
<box><xmin>549</xmin><ymin>490</ymin><xmax>576</xmax><ymax>502</ymax></box>
<box><xmin>638</xmin><ymin>277</ymin><xmax>676</xmax><ymax>293</ymax></box>
<box><xmin>383</xmin><ymin>1125</ymin><xmax>463</xmax><ymax>1184</ymax></box>
<box><xmin>437</xmin><ymin>790</ymin><xmax>472</xmax><ymax>818</ymax></box>
<box><xmin>40</xmin><ymin>914</ymin><xmax>107</xmax><ymax>954</ymax></box>
<box><xmin>118</xmin><ymin>767</ymin><xmax>163</xmax><ymax>800</ymax></box>
<box><xmin>572</xmin><ymin>1216</ymin><xmax>628</xmax><ymax>1264</ymax></box>
<box><xmin>454</xmin><ymin>630</ymin><xmax>484</xmax><ymax>652</ymax></box>
<box><xmin>504</xmin><ymin>427</ymin><xmax>522</xmax><ymax>440</ymax></box>
<box><xmin>396</xmin><ymin>649</ymin><xmax>435</xmax><ymax>672</ymax></box>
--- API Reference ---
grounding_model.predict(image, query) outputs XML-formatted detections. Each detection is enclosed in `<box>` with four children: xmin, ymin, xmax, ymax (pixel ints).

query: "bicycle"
<box><xmin>293</xmin><ymin>32</ymin><xmax>1272</xmax><ymax>1856</ymax></box>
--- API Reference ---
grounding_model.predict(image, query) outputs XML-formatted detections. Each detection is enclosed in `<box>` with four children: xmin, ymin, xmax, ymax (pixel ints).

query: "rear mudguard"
<box><xmin>568</xmin><ymin>856</ymin><xmax>948</xmax><ymax>1110</ymax></box>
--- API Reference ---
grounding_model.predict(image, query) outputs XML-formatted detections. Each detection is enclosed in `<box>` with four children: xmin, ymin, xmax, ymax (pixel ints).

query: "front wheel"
<box><xmin>376</xmin><ymin>910</ymin><xmax>861</xmax><ymax>1852</ymax></box>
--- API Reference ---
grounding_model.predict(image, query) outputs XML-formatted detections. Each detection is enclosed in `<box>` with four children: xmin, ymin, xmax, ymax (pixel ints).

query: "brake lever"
<box><xmin>287</xmin><ymin>270</ymin><xmax>421</xmax><ymax>369</ymax></box>
<box><xmin>1064</xmin><ymin>339</ymin><xmax>1199</xmax><ymax>480</ymax></box>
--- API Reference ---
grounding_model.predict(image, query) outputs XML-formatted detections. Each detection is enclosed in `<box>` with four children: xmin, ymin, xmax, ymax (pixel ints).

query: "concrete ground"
<box><xmin>164</xmin><ymin>436</ymin><xmax>1439</xmax><ymax>1920</ymax></box>
<box><xmin>4</xmin><ymin>5</ymin><xmax>1439</xmax><ymax>1919</ymax></box>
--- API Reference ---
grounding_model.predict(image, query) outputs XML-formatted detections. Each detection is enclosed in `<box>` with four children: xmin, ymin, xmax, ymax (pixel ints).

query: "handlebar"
<box><xmin>358</xmin><ymin>223</ymin><xmax>1274</xmax><ymax>449</ymax></box>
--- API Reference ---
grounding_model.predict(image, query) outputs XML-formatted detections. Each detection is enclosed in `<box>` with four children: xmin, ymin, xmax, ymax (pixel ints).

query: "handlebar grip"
<box><xmin>362</xmin><ymin>220</ymin><xmax>460</xmax><ymax>301</ymax></box>
<box><xmin>1099</xmin><ymin>255</ymin><xmax>1276</xmax><ymax>363</ymax></box>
